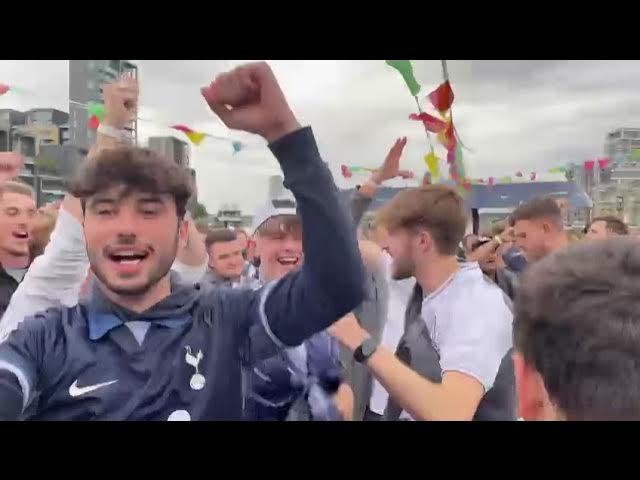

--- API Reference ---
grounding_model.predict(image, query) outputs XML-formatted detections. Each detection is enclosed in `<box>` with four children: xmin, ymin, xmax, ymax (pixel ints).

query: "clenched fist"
<box><xmin>0</xmin><ymin>152</ymin><xmax>24</xmax><ymax>184</ymax></box>
<box><xmin>201</xmin><ymin>62</ymin><xmax>301</xmax><ymax>143</ymax></box>
<box><xmin>102</xmin><ymin>74</ymin><xmax>138</xmax><ymax>130</ymax></box>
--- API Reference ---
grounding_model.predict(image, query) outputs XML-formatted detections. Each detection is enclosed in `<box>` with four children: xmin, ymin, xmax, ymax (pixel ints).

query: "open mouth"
<box><xmin>277</xmin><ymin>255</ymin><xmax>300</xmax><ymax>267</ymax></box>
<box><xmin>105</xmin><ymin>247</ymin><xmax>151</xmax><ymax>274</ymax></box>
<box><xmin>12</xmin><ymin>231</ymin><xmax>29</xmax><ymax>241</ymax></box>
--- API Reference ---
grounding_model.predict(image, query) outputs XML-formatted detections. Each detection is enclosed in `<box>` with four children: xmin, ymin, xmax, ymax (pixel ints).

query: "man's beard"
<box><xmin>392</xmin><ymin>255</ymin><xmax>415</xmax><ymax>281</ymax></box>
<box><xmin>90</xmin><ymin>234</ymin><xmax>178</xmax><ymax>297</ymax></box>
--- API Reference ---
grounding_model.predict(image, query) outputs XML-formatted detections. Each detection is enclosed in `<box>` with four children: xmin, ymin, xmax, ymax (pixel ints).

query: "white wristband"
<box><xmin>97</xmin><ymin>124</ymin><xmax>131</xmax><ymax>143</ymax></box>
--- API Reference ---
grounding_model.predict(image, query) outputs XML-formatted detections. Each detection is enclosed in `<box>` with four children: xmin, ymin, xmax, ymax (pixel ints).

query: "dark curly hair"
<box><xmin>70</xmin><ymin>146</ymin><xmax>193</xmax><ymax>218</ymax></box>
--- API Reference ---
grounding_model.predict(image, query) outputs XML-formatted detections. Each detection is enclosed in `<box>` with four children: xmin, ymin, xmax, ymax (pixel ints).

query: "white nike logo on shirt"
<box><xmin>69</xmin><ymin>379</ymin><xmax>118</xmax><ymax>397</ymax></box>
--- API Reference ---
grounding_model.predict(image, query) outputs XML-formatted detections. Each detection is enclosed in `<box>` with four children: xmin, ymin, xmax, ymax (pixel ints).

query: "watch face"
<box><xmin>362</xmin><ymin>339</ymin><xmax>377</xmax><ymax>357</ymax></box>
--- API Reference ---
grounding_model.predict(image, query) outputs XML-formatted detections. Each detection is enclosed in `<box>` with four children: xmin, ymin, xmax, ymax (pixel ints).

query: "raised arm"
<box><xmin>201</xmin><ymin>62</ymin><xmax>365</xmax><ymax>357</ymax></box>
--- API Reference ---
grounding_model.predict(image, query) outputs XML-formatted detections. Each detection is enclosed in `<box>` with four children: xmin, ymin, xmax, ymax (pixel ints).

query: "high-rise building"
<box><xmin>592</xmin><ymin>127</ymin><xmax>640</xmax><ymax>226</ymax></box>
<box><xmin>148</xmin><ymin>136</ymin><xmax>190</xmax><ymax>168</ymax></box>
<box><xmin>69</xmin><ymin>60</ymin><xmax>138</xmax><ymax>150</ymax></box>
<box><xmin>605</xmin><ymin>127</ymin><xmax>640</xmax><ymax>164</ymax></box>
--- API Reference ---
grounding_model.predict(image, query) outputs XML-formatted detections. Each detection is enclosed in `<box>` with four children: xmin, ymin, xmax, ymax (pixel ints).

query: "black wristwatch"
<box><xmin>354</xmin><ymin>338</ymin><xmax>379</xmax><ymax>363</ymax></box>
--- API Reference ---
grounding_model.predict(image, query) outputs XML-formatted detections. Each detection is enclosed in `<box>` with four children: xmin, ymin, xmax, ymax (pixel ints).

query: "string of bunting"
<box><xmin>1</xmin><ymin>83</ymin><xmax>246</xmax><ymax>155</ymax></box>
<box><xmin>386</xmin><ymin>60</ymin><xmax>470</xmax><ymax>196</ymax></box>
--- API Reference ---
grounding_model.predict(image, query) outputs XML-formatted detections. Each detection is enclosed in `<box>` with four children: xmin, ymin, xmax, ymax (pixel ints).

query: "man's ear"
<box><xmin>514</xmin><ymin>352</ymin><xmax>555</xmax><ymax>421</ymax></box>
<box><xmin>178</xmin><ymin>218</ymin><xmax>189</xmax><ymax>246</ymax></box>
<box><xmin>416</xmin><ymin>229</ymin><xmax>434</xmax><ymax>254</ymax></box>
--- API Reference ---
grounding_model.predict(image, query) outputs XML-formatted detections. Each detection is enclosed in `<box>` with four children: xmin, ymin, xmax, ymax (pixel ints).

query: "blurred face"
<box><xmin>0</xmin><ymin>192</ymin><xmax>37</xmax><ymax>258</ymax></box>
<box><xmin>255</xmin><ymin>215</ymin><xmax>303</xmax><ymax>282</ymax></box>
<box><xmin>585</xmin><ymin>221</ymin><xmax>609</xmax><ymax>241</ymax></box>
<box><xmin>473</xmin><ymin>241</ymin><xmax>498</xmax><ymax>275</ymax></box>
<box><xmin>84</xmin><ymin>186</ymin><xmax>186</xmax><ymax>297</ymax></box>
<box><xmin>513</xmin><ymin>219</ymin><xmax>550</xmax><ymax>263</ymax></box>
<box><xmin>385</xmin><ymin>228</ymin><xmax>419</xmax><ymax>280</ymax></box>
<box><xmin>208</xmin><ymin>240</ymin><xmax>244</xmax><ymax>280</ymax></box>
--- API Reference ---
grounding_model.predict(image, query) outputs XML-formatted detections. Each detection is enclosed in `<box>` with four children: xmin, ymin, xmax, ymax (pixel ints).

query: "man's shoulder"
<box><xmin>194</xmin><ymin>282</ymin><xmax>261</xmax><ymax>313</ymax></box>
<box><xmin>0</xmin><ymin>304</ymin><xmax>79</xmax><ymax>344</ymax></box>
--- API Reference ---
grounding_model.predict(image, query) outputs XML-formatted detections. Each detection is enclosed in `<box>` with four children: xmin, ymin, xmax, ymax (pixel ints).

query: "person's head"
<box><xmin>511</xmin><ymin>196</ymin><xmax>565</xmax><ymax>262</ymax></box>
<box><xmin>471</xmin><ymin>235</ymin><xmax>498</xmax><ymax>276</ymax></box>
<box><xmin>376</xmin><ymin>185</ymin><xmax>467</xmax><ymax>280</ymax></box>
<box><xmin>70</xmin><ymin>147</ymin><xmax>192</xmax><ymax>302</ymax></box>
<box><xmin>513</xmin><ymin>238</ymin><xmax>640</xmax><ymax>420</ymax></box>
<box><xmin>462</xmin><ymin>234</ymin><xmax>478</xmax><ymax>254</ymax></box>
<box><xmin>585</xmin><ymin>216</ymin><xmax>629</xmax><ymax>241</ymax></box>
<box><xmin>235</xmin><ymin>229</ymin><xmax>249</xmax><ymax>251</ymax></box>
<box><xmin>205</xmin><ymin>228</ymin><xmax>244</xmax><ymax>280</ymax></box>
<box><xmin>0</xmin><ymin>181</ymin><xmax>37</xmax><ymax>261</ymax></box>
<box><xmin>252</xmin><ymin>197</ymin><xmax>302</xmax><ymax>283</ymax></box>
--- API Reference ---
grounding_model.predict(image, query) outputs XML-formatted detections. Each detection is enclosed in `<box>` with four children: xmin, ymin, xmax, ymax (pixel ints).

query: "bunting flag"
<box><xmin>515</xmin><ymin>171</ymin><xmax>523</xmax><ymax>178</ymax></box>
<box><xmin>437</xmin><ymin>121</ymin><xmax>457</xmax><ymax>151</ymax></box>
<box><xmin>428</xmin><ymin>81</ymin><xmax>455</xmax><ymax>113</ymax></box>
<box><xmin>171</xmin><ymin>125</ymin><xmax>207</xmax><ymax>146</ymax></box>
<box><xmin>584</xmin><ymin>160</ymin><xmax>595</xmax><ymax>172</ymax></box>
<box><xmin>341</xmin><ymin>165</ymin><xmax>353</xmax><ymax>178</ymax></box>
<box><xmin>530</xmin><ymin>172</ymin><xmax>537</xmax><ymax>181</ymax></box>
<box><xmin>597</xmin><ymin>158</ymin><xmax>610</xmax><ymax>170</ymax></box>
<box><xmin>0</xmin><ymin>84</ymin><xmax>10</xmax><ymax>96</ymax></box>
<box><xmin>385</xmin><ymin>60</ymin><xmax>421</xmax><ymax>96</ymax></box>
<box><xmin>499</xmin><ymin>176</ymin><xmax>513</xmax><ymax>183</ymax></box>
<box><xmin>453</xmin><ymin>143</ymin><xmax>466</xmax><ymax>180</ymax></box>
<box><xmin>487</xmin><ymin>177</ymin><xmax>495</xmax><ymax>188</ymax></box>
<box><xmin>424</xmin><ymin>152</ymin><xmax>440</xmax><ymax>181</ymax></box>
<box><xmin>409</xmin><ymin>113</ymin><xmax>448</xmax><ymax>133</ymax></box>
<box><xmin>340</xmin><ymin>164</ymin><xmax>377</xmax><ymax>178</ymax></box>
<box><xmin>87</xmin><ymin>102</ymin><xmax>106</xmax><ymax>121</ymax></box>
<box><xmin>88</xmin><ymin>115</ymin><xmax>100</xmax><ymax>130</ymax></box>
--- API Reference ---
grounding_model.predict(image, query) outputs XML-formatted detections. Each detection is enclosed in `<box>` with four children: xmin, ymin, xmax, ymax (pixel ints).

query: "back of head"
<box><xmin>514</xmin><ymin>237</ymin><xmax>640</xmax><ymax>420</ymax></box>
<box><xmin>70</xmin><ymin>146</ymin><xmax>193</xmax><ymax>218</ymax></box>
<box><xmin>376</xmin><ymin>184</ymin><xmax>467</xmax><ymax>256</ymax></box>
<box><xmin>511</xmin><ymin>196</ymin><xmax>563</xmax><ymax>231</ymax></box>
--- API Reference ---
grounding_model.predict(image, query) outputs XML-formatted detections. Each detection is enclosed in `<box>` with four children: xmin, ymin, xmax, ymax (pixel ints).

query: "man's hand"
<box><xmin>328</xmin><ymin>313</ymin><xmax>370</xmax><ymax>352</ymax></box>
<box><xmin>370</xmin><ymin>137</ymin><xmax>414</xmax><ymax>184</ymax></box>
<box><xmin>102</xmin><ymin>74</ymin><xmax>138</xmax><ymax>129</ymax></box>
<box><xmin>466</xmin><ymin>239</ymin><xmax>499</xmax><ymax>263</ymax></box>
<box><xmin>201</xmin><ymin>62</ymin><xmax>301</xmax><ymax>143</ymax></box>
<box><xmin>0</xmin><ymin>152</ymin><xmax>24</xmax><ymax>184</ymax></box>
<box><xmin>333</xmin><ymin>383</ymin><xmax>354</xmax><ymax>421</ymax></box>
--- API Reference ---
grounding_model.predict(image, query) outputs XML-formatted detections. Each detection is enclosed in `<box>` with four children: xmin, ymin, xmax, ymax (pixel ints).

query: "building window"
<box><xmin>29</xmin><ymin>111</ymin><xmax>53</xmax><ymax>125</ymax></box>
<box><xmin>0</xmin><ymin>131</ymin><xmax>7</xmax><ymax>151</ymax></box>
<box><xmin>20</xmin><ymin>137</ymin><xmax>36</xmax><ymax>157</ymax></box>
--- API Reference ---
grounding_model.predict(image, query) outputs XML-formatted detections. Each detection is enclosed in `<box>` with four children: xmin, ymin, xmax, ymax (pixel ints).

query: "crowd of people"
<box><xmin>0</xmin><ymin>61</ymin><xmax>638</xmax><ymax>421</ymax></box>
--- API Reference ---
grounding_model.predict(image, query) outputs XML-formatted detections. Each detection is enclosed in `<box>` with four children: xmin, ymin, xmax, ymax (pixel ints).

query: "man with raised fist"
<box><xmin>0</xmin><ymin>62</ymin><xmax>364</xmax><ymax>421</ymax></box>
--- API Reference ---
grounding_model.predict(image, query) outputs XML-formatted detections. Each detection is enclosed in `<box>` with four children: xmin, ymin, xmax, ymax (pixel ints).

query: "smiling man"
<box><xmin>0</xmin><ymin>181</ymin><xmax>37</xmax><ymax>318</ymax></box>
<box><xmin>0</xmin><ymin>62</ymin><xmax>364</xmax><ymax>420</ymax></box>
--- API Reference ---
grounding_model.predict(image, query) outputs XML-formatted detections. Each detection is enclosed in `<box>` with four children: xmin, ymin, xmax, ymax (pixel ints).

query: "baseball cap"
<box><xmin>252</xmin><ymin>197</ymin><xmax>298</xmax><ymax>232</ymax></box>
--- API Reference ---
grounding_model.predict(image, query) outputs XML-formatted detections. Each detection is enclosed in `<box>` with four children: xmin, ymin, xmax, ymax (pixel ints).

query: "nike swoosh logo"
<box><xmin>69</xmin><ymin>379</ymin><xmax>118</xmax><ymax>397</ymax></box>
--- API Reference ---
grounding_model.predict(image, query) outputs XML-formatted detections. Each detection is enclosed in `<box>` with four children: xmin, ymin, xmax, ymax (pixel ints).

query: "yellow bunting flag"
<box><xmin>424</xmin><ymin>152</ymin><xmax>440</xmax><ymax>181</ymax></box>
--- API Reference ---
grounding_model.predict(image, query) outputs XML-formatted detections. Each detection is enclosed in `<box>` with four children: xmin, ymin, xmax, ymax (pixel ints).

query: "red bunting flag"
<box><xmin>515</xmin><ymin>171</ymin><xmax>523</xmax><ymax>178</ymax></box>
<box><xmin>88</xmin><ymin>115</ymin><xmax>100</xmax><ymax>130</ymax></box>
<box><xmin>597</xmin><ymin>158</ymin><xmax>610</xmax><ymax>170</ymax></box>
<box><xmin>462</xmin><ymin>179</ymin><xmax>472</xmax><ymax>191</ymax></box>
<box><xmin>341</xmin><ymin>165</ymin><xmax>353</xmax><ymax>179</ymax></box>
<box><xmin>409</xmin><ymin>113</ymin><xmax>448</xmax><ymax>133</ymax></box>
<box><xmin>530</xmin><ymin>172</ymin><xmax>537</xmax><ymax>181</ymax></box>
<box><xmin>487</xmin><ymin>177</ymin><xmax>495</xmax><ymax>188</ymax></box>
<box><xmin>428</xmin><ymin>81</ymin><xmax>455</xmax><ymax>112</ymax></box>
<box><xmin>0</xmin><ymin>84</ymin><xmax>10</xmax><ymax>96</ymax></box>
<box><xmin>438</xmin><ymin>121</ymin><xmax>457</xmax><ymax>151</ymax></box>
<box><xmin>584</xmin><ymin>160</ymin><xmax>595</xmax><ymax>172</ymax></box>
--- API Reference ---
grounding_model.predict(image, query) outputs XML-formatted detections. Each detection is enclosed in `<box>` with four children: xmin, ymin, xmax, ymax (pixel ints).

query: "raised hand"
<box><xmin>201</xmin><ymin>62</ymin><xmax>301</xmax><ymax>143</ymax></box>
<box><xmin>0</xmin><ymin>152</ymin><xmax>24</xmax><ymax>184</ymax></box>
<box><xmin>371</xmin><ymin>137</ymin><xmax>414</xmax><ymax>184</ymax></box>
<box><xmin>102</xmin><ymin>73</ymin><xmax>138</xmax><ymax>129</ymax></box>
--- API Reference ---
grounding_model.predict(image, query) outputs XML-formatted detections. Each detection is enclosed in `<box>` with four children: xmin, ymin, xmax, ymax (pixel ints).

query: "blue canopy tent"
<box><xmin>340</xmin><ymin>181</ymin><xmax>592</xmax><ymax>233</ymax></box>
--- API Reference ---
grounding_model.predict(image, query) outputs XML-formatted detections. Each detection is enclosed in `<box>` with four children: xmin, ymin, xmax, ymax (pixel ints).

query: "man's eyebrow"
<box><xmin>88</xmin><ymin>195</ymin><xmax>117</xmax><ymax>206</ymax></box>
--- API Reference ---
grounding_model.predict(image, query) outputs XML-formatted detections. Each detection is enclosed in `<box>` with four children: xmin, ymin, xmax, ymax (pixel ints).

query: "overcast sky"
<box><xmin>2</xmin><ymin>60</ymin><xmax>640</xmax><ymax>213</ymax></box>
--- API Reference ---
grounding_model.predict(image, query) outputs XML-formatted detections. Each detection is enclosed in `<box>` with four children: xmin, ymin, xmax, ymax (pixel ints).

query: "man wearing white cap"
<box><xmin>245</xmin><ymin>195</ymin><xmax>354</xmax><ymax>420</ymax></box>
